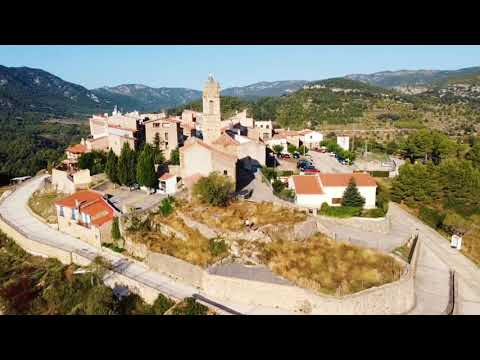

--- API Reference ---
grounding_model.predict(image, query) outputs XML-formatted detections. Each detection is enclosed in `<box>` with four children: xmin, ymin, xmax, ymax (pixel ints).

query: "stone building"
<box><xmin>145</xmin><ymin>117</ymin><xmax>183</xmax><ymax>160</ymax></box>
<box><xmin>201</xmin><ymin>74</ymin><xmax>222</xmax><ymax>144</ymax></box>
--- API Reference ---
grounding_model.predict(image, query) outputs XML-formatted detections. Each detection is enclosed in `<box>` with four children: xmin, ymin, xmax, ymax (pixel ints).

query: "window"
<box><xmin>223</xmin><ymin>170</ymin><xmax>228</xmax><ymax>176</ymax></box>
<box><xmin>165</xmin><ymin>132</ymin><xmax>169</xmax><ymax>141</ymax></box>
<box><xmin>266</xmin><ymin>125</ymin><xmax>269</xmax><ymax>129</ymax></box>
<box><xmin>153</xmin><ymin>123</ymin><xmax>160</xmax><ymax>128</ymax></box>
<box><xmin>59</xmin><ymin>206</ymin><xmax>64</xmax><ymax>217</ymax></box>
<box><xmin>71</xmin><ymin>208</ymin><xmax>78</xmax><ymax>221</ymax></box>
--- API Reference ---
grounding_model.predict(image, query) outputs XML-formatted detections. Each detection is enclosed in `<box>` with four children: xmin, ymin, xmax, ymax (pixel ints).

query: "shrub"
<box><xmin>193</xmin><ymin>172</ymin><xmax>234</xmax><ymax>207</ymax></box>
<box><xmin>272</xmin><ymin>179</ymin><xmax>286</xmax><ymax>194</ymax></box>
<box><xmin>419</xmin><ymin>207</ymin><xmax>445</xmax><ymax>229</ymax></box>
<box><xmin>278</xmin><ymin>188</ymin><xmax>295</xmax><ymax>202</ymax></box>
<box><xmin>171</xmin><ymin>297</ymin><xmax>208</xmax><ymax>315</ymax></box>
<box><xmin>369</xmin><ymin>171</ymin><xmax>390</xmax><ymax>178</ymax></box>
<box><xmin>151</xmin><ymin>294</ymin><xmax>175</xmax><ymax>315</ymax></box>
<box><xmin>278</xmin><ymin>170</ymin><xmax>294</xmax><ymax>177</ymax></box>
<box><xmin>158</xmin><ymin>197</ymin><xmax>174</xmax><ymax>216</ymax></box>
<box><xmin>169</xmin><ymin>147</ymin><xmax>180</xmax><ymax>165</ymax></box>
<box><xmin>209</xmin><ymin>238</ymin><xmax>228</xmax><ymax>257</ymax></box>
<box><xmin>320</xmin><ymin>203</ymin><xmax>361</xmax><ymax>218</ymax></box>
<box><xmin>361</xmin><ymin>208</ymin><xmax>386</xmax><ymax>218</ymax></box>
<box><xmin>261</xmin><ymin>167</ymin><xmax>277</xmax><ymax>181</ymax></box>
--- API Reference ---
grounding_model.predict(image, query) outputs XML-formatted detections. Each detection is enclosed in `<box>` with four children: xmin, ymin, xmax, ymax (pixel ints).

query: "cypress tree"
<box><xmin>111</xmin><ymin>217</ymin><xmax>121</xmax><ymax>242</ymax></box>
<box><xmin>117</xmin><ymin>143</ymin><xmax>131</xmax><ymax>186</ymax></box>
<box><xmin>136</xmin><ymin>144</ymin><xmax>158</xmax><ymax>190</ymax></box>
<box><xmin>105</xmin><ymin>149</ymin><xmax>118</xmax><ymax>184</ymax></box>
<box><xmin>341</xmin><ymin>178</ymin><xmax>366</xmax><ymax>208</ymax></box>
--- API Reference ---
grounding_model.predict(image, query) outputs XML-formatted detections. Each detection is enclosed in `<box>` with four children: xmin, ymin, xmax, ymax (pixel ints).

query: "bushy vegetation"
<box><xmin>170</xmin><ymin>297</ymin><xmax>209</xmax><ymax>315</ymax></box>
<box><xmin>193</xmin><ymin>172</ymin><xmax>234</xmax><ymax>207</ymax></box>
<box><xmin>0</xmin><ymin>231</ymin><xmax>178</xmax><ymax>315</ymax></box>
<box><xmin>321</xmin><ymin>139</ymin><xmax>356</xmax><ymax>162</ymax></box>
<box><xmin>0</xmin><ymin>114</ymin><xmax>89</xmax><ymax>185</ymax></box>
<box><xmin>319</xmin><ymin>203</ymin><xmax>362</xmax><ymax>218</ymax></box>
<box><xmin>258</xmin><ymin>234</ymin><xmax>404</xmax><ymax>296</ymax></box>
<box><xmin>158</xmin><ymin>196</ymin><xmax>175</xmax><ymax>217</ymax></box>
<box><xmin>78</xmin><ymin>150</ymin><xmax>107</xmax><ymax>175</ymax></box>
<box><xmin>391</xmin><ymin>136</ymin><xmax>480</xmax><ymax>264</ymax></box>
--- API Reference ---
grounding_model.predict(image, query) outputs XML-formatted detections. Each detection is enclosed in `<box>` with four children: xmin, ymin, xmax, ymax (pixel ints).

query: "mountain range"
<box><xmin>2</xmin><ymin>64</ymin><xmax>480</xmax><ymax>119</ymax></box>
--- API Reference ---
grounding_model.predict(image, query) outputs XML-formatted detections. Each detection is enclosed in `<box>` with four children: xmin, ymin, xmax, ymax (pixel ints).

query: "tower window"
<box><xmin>223</xmin><ymin>170</ymin><xmax>228</xmax><ymax>176</ymax></box>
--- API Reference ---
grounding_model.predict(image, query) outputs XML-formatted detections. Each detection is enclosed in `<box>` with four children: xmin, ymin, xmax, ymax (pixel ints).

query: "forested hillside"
<box><xmin>169</xmin><ymin>77</ymin><xmax>480</xmax><ymax>135</ymax></box>
<box><xmin>0</xmin><ymin>112</ymin><xmax>89</xmax><ymax>184</ymax></box>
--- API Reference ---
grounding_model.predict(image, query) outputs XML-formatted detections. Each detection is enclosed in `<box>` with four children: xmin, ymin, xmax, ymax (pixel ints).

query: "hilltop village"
<box><xmin>2</xmin><ymin>74</ymin><xmax>480</xmax><ymax>315</ymax></box>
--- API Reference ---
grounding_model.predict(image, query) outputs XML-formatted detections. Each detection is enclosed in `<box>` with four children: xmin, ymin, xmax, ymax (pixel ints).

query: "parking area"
<box><xmin>93</xmin><ymin>180</ymin><xmax>166</xmax><ymax>212</ymax></box>
<box><xmin>309</xmin><ymin>151</ymin><xmax>352</xmax><ymax>173</ymax></box>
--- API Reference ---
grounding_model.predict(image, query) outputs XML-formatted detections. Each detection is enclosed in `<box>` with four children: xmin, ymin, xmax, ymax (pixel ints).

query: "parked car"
<box><xmin>293</xmin><ymin>152</ymin><xmax>301</xmax><ymax>159</ymax></box>
<box><xmin>328</xmin><ymin>152</ymin><xmax>336</xmax><ymax>157</ymax></box>
<box><xmin>129</xmin><ymin>183</ymin><xmax>140</xmax><ymax>191</ymax></box>
<box><xmin>237</xmin><ymin>188</ymin><xmax>253</xmax><ymax>200</ymax></box>
<box><xmin>279</xmin><ymin>153</ymin><xmax>291</xmax><ymax>159</ymax></box>
<box><xmin>297</xmin><ymin>160</ymin><xmax>312</xmax><ymax>169</ymax></box>
<box><xmin>303</xmin><ymin>167</ymin><xmax>320</xmax><ymax>173</ymax></box>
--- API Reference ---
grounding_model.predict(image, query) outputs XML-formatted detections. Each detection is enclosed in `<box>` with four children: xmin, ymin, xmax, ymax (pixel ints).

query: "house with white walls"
<box><xmin>298</xmin><ymin>129</ymin><xmax>324</xmax><ymax>149</ymax></box>
<box><xmin>288</xmin><ymin>173</ymin><xmax>377</xmax><ymax>209</ymax></box>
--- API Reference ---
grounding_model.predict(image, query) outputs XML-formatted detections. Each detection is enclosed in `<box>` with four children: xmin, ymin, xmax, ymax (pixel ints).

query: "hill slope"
<box><xmin>221</xmin><ymin>80</ymin><xmax>308</xmax><ymax>98</ymax></box>
<box><xmin>91</xmin><ymin>84</ymin><xmax>202</xmax><ymax>112</ymax></box>
<box><xmin>0</xmin><ymin>65</ymin><xmax>111</xmax><ymax>116</ymax></box>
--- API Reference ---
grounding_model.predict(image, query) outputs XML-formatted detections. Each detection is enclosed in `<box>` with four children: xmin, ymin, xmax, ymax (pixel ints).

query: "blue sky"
<box><xmin>0</xmin><ymin>45</ymin><xmax>479</xmax><ymax>90</ymax></box>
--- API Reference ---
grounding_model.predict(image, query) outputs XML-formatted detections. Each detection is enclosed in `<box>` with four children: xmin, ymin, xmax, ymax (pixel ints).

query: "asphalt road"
<box><xmin>0</xmin><ymin>176</ymin><xmax>296</xmax><ymax>315</ymax></box>
<box><xmin>309</xmin><ymin>152</ymin><xmax>352</xmax><ymax>173</ymax></box>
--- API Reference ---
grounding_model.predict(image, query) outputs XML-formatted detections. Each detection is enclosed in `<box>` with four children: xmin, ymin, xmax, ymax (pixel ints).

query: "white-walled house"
<box><xmin>337</xmin><ymin>136</ymin><xmax>350</xmax><ymax>151</ymax></box>
<box><xmin>288</xmin><ymin>173</ymin><xmax>377</xmax><ymax>209</ymax></box>
<box><xmin>265</xmin><ymin>134</ymin><xmax>289</xmax><ymax>153</ymax></box>
<box><xmin>158</xmin><ymin>173</ymin><xmax>177</xmax><ymax>195</ymax></box>
<box><xmin>298</xmin><ymin>130</ymin><xmax>323</xmax><ymax>149</ymax></box>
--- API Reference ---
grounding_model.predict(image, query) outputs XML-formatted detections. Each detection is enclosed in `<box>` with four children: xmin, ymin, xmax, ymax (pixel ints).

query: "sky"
<box><xmin>0</xmin><ymin>45</ymin><xmax>479</xmax><ymax>90</ymax></box>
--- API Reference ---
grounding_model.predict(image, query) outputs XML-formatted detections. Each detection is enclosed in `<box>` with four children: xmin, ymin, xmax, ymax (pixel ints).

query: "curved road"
<box><xmin>0</xmin><ymin>175</ymin><xmax>294</xmax><ymax>315</ymax></box>
<box><xmin>2</xmin><ymin>175</ymin><xmax>479</xmax><ymax>314</ymax></box>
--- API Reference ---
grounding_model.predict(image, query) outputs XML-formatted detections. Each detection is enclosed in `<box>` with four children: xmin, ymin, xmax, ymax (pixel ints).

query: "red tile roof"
<box><xmin>66</xmin><ymin>144</ymin><xmax>87</xmax><ymax>154</ymax></box>
<box><xmin>291</xmin><ymin>175</ymin><xmax>324</xmax><ymax>195</ymax></box>
<box><xmin>319</xmin><ymin>173</ymin><xmax>377</xmax><ymax>187</ymax></box>
<box><xmin>212</xmin><ymin>133</ymin><xmax>240</xmax><ymax>146</ymax></box>
<box><xmin>159</xmin><ymin>173</ymin><xmax>176</xmax><ymax>180</ymax></box>
<box><xmin>54</xmin><ymin>191</ymin><xmax>115</xmax><ymax>227</ymax></box>
<box><xmin>180</xmin><ymin>138</ymin><xmax>237</xmax><ymax>161</ymax></box>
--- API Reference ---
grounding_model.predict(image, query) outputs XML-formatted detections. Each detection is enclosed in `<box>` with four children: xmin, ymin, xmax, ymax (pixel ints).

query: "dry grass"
<box><xmin>28</xmin><ymin>189</ymin><xmax>66</xmax><ymax>224</ymax></box>
<box><xmin>128</xmin><ymin>212</ymin><xmax>228</xmax><ymax>268</ymax></box>
<box><xmin>179</xmin><ymin>200</ymin><xmax>307</xmax><ymax>232</ymax></box>
<box><xmin>461</xmin><ymin>215</ymin><xmax>480</xmax><ymax>266</ymax></box>
<box><xmin>256</xmin><ymin>233</ymin><xmax>405</xmax><ymax>296</ymax></box>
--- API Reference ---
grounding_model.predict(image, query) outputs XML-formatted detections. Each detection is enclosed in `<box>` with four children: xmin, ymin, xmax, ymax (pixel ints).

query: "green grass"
<box><xmin>28</xmin><ymin>189</ymin><xmax>67</xmax><ymax>224</ymax></box>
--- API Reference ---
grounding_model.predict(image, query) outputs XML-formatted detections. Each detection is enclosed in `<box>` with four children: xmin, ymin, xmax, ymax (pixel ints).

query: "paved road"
<box><xmin>309</xmin><ymin>152</ymin><xmax>352</xmax><ymax>173</ymax></box>
<box><xmin>388</xmin><ymin>203</ymin><xmax>480</xmax><ymax>314</ymax></box>
<box><xmin>0</xmin><ymin>176</ymin><xmax>297</xmax><ymax>315</ymax></box>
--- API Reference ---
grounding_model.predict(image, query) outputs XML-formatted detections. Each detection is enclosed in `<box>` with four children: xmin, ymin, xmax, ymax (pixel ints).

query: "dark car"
<box><xmin>302</xmin><ymin>165</ymin><xmax>318</xmax><ymax>172</ymax></box>
<box><xmin>297</xmin><ymin>160</ymin><xmax>312</xmax><ymax>169</ymax></box>
<box><xmin>279</xmin><ymin>153</ymin><xmax>291</xmax><ymax>159</ymax></box>
<box><xmin>293</xmin><ymin>152</ymin><xmax>301</xmax><ymax>159</ymax></box>
<box><xmin>237</xmin><ymin>188</ymin><xmax>253</xmax><ymax>200</ymax></box>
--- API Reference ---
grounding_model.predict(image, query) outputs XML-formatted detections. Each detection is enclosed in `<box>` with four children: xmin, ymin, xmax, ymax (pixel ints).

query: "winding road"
<box><xmin>1</xmin><ymin>175</ymin><xmax>479</xmax><ymax>314</ymax></box>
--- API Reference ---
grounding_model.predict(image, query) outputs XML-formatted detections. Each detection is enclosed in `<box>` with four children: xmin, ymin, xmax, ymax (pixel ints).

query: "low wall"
<box><xmin>316</xmin><ymin>215</ymin><xmax>391</xmax><ymax>234</ymax></box>
<box><xmin>146</xmin><ymin>252</ymin><xmax>204</xmax><ymax>289</ymax></box>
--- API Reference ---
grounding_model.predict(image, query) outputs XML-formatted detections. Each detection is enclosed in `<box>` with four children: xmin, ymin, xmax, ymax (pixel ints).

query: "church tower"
<box><xmin>202</xmin><ymin>74</ymin><xmax>222</xmax><ymax>144</ymax></box>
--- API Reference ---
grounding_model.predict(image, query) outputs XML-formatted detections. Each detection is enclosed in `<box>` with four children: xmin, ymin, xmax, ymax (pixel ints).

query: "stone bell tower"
<box><xmin>202</xmin><ymin>73</ymin><xmax>222</xmax><ymax>144</ymax></box>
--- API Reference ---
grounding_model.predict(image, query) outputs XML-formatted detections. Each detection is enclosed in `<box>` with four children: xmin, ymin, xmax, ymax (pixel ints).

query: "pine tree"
<box><xmin>127</xmin><ymin>148</ymin><xmax>137</xmax><ymax>186</ymax></box>
<box><xmin>136</xmin><ymin>144</ymin><xmax>158</xmax><ymax>190</ymax></box>
<box><xmin>105</xmin><ymin>149</ymin><xmax>118</xmax><ymax>184</ymax></box>
<box><xmin>341</xmin><ymin>178</ymin><xmax>366</xmax><ymax>208</ymax></box>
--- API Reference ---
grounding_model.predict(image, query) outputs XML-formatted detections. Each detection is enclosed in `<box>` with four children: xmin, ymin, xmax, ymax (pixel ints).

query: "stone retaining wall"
<box><xmin>316</xmin><ymin>215</ymin><xmax>391</xmax><ymax>234</ymax></box>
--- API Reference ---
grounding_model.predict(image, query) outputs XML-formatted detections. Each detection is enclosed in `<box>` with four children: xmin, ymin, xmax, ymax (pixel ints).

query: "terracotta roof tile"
<box><xmin>291</xmin><ymin>175</ymin><xmax>324</xmax><ymax>195</ymax></box>
<box><xmin>54</xmin><ymin>191</ymin><xmax>115</xmax><ymax>227</ymax></box>
<box><xmin>66</xmin><ymin>144</ymin><xmax>87</xmax><ymax>154</ymax></box>
<box><xmin>319</xmin><ymin>173</ymin><xmax>377</xmax><ymax>187</ymax></box>
<box><xmin>159</xmin><ymin>173</ymin><xmax>176</xmax><ymax>180</ymax></box>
